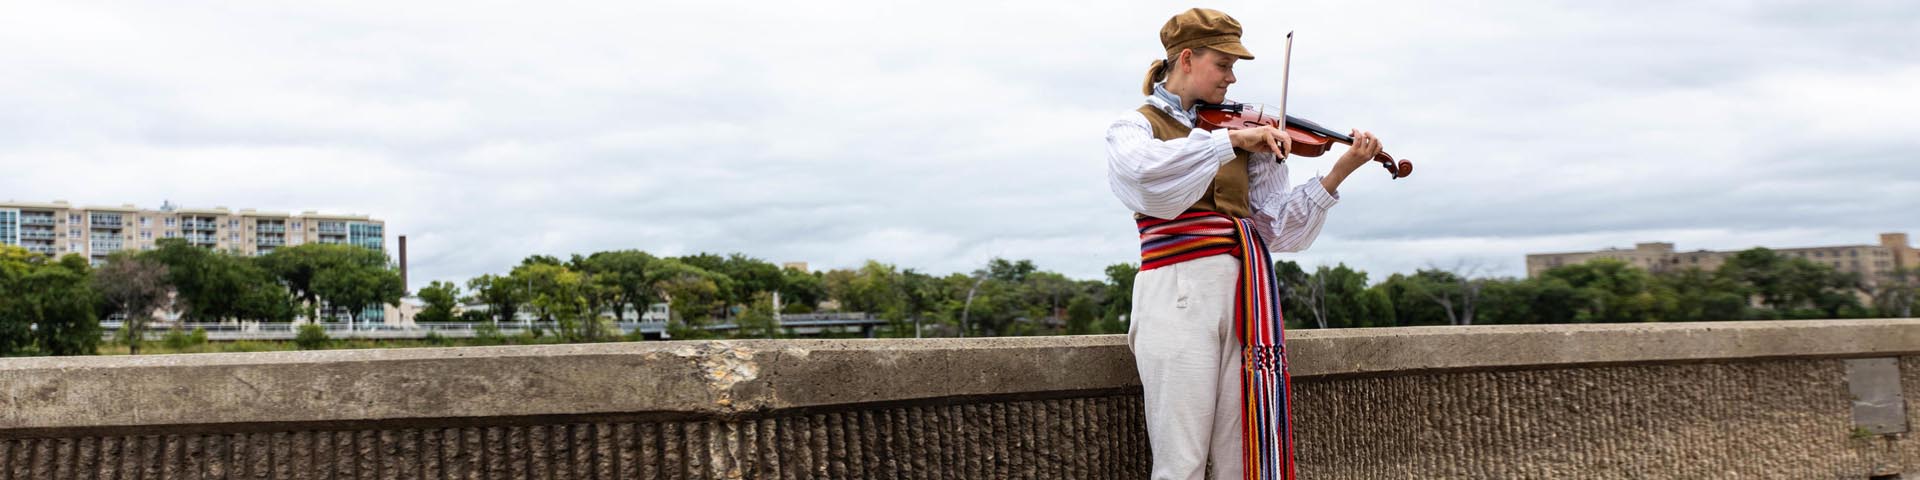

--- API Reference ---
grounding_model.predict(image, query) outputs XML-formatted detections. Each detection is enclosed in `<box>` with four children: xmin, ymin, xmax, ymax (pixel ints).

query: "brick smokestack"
<box><xmin>399</xmin><ymin>235</ymin><xmax>408</xmax><ymax>294</ymax></box>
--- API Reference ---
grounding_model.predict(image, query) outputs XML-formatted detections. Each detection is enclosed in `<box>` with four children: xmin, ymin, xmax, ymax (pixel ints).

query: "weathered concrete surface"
<box><xmin>0</xmin><ymin>397</ymin><xmax>1152</xmax><ymax>479</ymax></box>
<box><xmin>0</xmin><ymin>336</ymin><xmax>1138</xmax><ymax>432</ymax></box>
<box><xmin>1289</xmin><ymin>318</ymin><xmax>1920</xmax><ymax>377</ymax></box>
<box><xmin>4</xmin><ymin>319</ymin><xmax>1920</xmax><ymax>478</ymax></box>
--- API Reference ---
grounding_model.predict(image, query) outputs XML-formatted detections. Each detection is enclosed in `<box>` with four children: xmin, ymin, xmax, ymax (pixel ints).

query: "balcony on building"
<box><xmin>181</xmin><ymin>219</ymin><xmax>219</xmax><ymax>231</ymax></box>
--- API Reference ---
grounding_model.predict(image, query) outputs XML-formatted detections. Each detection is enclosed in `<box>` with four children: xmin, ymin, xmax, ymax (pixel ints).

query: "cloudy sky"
<box><xmin>3</xmin><ymin>0</ymin><xmax>1915</xmax><ymax>289</ymax></box>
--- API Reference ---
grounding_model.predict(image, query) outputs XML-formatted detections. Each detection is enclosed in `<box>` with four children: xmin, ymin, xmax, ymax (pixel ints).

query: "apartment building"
<box><xmin>0</xmin><ymin>200</ymin><xmax>384</xmax><ymax>264</ymax></box>
<box><xmin>1526</xmin><ymin>233</ymin><xmax>1919</xmax><ymax>283</ymax></box>
<box><xmin>2</xmin><ymin>200</ymin><xmax>396</xmax><ymax>325</ymax></box>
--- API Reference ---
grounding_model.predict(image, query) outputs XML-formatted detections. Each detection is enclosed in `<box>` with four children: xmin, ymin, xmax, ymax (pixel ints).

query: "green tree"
<box><xmin>146</xmin><ymin>239</ymin><xmax>296</xmax><ymax>322</ymax></box>
<box><xmin>416</xmin><ymin>280</ymin><xmax>461</xmax><ymax>323</ymax></box>
<box><xmin>1311</xmin><ymin>264</ymin><xmax>1391</xmax><ymax>328</ymax></box>
<box><xmin>778</xmin><ymin>267</ymin><xmax>826</xmax><ymax>313</ymax></box>
<box><xmin>3</xmin><ymin>254</ymin><xmax>102</xmax><ymax>355</ymax></box>
<box><xmin>1542</xmin><ymin>258</ymin><xmax>1660</xmax><ymax>323</ymax></box>
<box><xmin>1100</xmin><ymin>263</ymin><xmax>1138</xmax><ymax>333</ymax></box>
<box><xmin>1716</xmin><ymin>248</ymin><xmax>1860</xmax><ymax>317</ymax></box>
<box><xmin>256</xmin><ymin>244</ymin><xmax>336</xmax><ymax>318</ymax></box>
<box><xmin>1872</xmin><ymin>268</ymin><xmax>1918</xmax><ymax>318</ymax></box>
<box><xmin>735</xmin><ymin>291</ymin><xmax>782</xmax><ymax>339</ymax></box>
<box><xmin>1066</xmin><ymin>295</ymin><xmax>1098</xmax><ymax>335</ymax></box>
<box><xmin>310</xmin><ymin>252</ymin><xmax>405</xmax><ymax>327</ymax></box>
<box><xmin>93</xmin><ymin>253</ymin><xmax>171</xmax><ymax>354</ymax></box>
<box><xmin>1023</xmin><ymin>271</ymin><xmax>1079</xmax><ymax>333</ymax></box>
<box><xmin>574</xmin><ymin>250</ymin><xmax>658</xmax><ymax>321</ymax></box>
<box><xmin>898</xmin><ymin>269</ymin><xmax>943</xmax><ymax>337</ymax></box>
<box><xmin>986</xmin><ymin>258</ymin><xmax>1037</xmax><ymax>283</ymax></box>
<box><xmin>1651</xmin><ymin>267</ymin><xmax>1749</xmax><ymax>321</ymax></box>
<box><xmin>1273</xmin><ymin>260</ymin><xmax>1325</xmax><ymax>328</ymax></box>
<box><xmin>1378</xmin><ymin>272</ymin><xmax>1450</xmax><ymax>327</ymax></box>
<box><xmin>1393</xmin><ymin>267</ymin><xmax>1484</xmax><ymax>326</ymax></box>
<box><xmin>466</xmin><ymin>274</ymin><xmax>526</xmax><ymax>324</ymax></box>
<box><xmin>0</xmin><ymin>246</ymin><xmax>41</xmax><ymax>354</ymax></box>
<box><xmin>646</xmin><ymin>258</ymin><xmax>728</xmax><ymax>324</ymax></box>
<box><xmin>511</xmin><ymin>263</ymin><xmax>584</xmax><ymax>332</ymax></box>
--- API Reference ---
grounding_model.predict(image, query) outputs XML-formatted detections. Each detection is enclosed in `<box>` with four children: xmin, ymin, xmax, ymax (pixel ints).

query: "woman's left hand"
<box><xmin>1336</xmin><ymin>129</ymin><xmax>1382</xmax><ymax>173</ymax></box>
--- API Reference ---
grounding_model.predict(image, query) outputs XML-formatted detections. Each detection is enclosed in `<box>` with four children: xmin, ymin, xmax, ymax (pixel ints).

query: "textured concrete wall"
<box><xmin>5</xmin><ymin>320</ymin><xmax>1920</xmax><ymax>479</ymax></box>
<box><xmin>1298</xmin><ymin>359</ymin><xmax>1908</xmax><ymax>479</ymax></box>
<box><xmin>0</xmin><ymin>396</ymin><xmax>1149</xmax><ymax>479</ymax></box>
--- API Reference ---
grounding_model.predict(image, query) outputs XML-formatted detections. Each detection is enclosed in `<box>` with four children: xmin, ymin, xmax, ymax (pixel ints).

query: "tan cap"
<box><xmin>1160</xmin><ymin>8</ymin><xmax>1254</xmax><ymax>60</ymax></box>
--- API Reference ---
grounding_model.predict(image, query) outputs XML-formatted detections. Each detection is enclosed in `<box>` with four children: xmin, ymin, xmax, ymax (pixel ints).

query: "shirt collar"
<box><xmin>1146</xmin><ymin>82</ymin><xmax>1198</xmax><ymax>127</ymax></box>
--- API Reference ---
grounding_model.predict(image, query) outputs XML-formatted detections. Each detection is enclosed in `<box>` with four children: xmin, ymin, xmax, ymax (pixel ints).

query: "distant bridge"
<box><xmin>100</xmin><ymin>313</ymin><xmax>891</xmax><ymax>341</ymax></box>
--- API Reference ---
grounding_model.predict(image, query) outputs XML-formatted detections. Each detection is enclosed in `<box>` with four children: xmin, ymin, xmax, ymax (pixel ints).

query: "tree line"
<box><xmin>0</xmin><ymin>239</ymin><xmax>402</xmax><ymax>355</ymax></box>
<box><xmin>6</xmin><ymin>240</ymin><xmax>1917</xmax><ymax>357</ymax></box>
<box><xmin>420</xmin><ymin>252</ymin><xmax>1134</xmax><ymax>340</ymax></box>
<box><xmin>1281</xmin><ymin>248</ymin><xmax>1917</xmax><ymax>329</ymax></box>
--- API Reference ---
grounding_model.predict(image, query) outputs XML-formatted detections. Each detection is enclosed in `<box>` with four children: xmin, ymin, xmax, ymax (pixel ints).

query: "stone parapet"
<box><xmin>5</xmin><ymin>319</ymin><xmax>1920</xmax><ymax>478</ymax></box>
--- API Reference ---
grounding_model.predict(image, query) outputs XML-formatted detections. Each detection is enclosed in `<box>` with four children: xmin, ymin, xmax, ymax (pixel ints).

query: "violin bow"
<box><xmin>1276</xmin><ymin>31</ymin><xmax>1292</xmax><ymax>160</ymax></box>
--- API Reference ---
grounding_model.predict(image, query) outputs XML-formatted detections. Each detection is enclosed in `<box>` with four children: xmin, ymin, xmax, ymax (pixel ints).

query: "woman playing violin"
<box><xmin>1104</xmin><ymin>8</ymin><xmax>1387</xmax><ymax>480</ymax></box>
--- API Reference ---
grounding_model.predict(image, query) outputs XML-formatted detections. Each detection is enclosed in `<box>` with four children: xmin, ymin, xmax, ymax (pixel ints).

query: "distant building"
<box><xmin>782</xmin><ymin>262</ymin><xmax>809</xmax><ymax>272</ymax></box>
<box><xmin>0</xmin><ymin>200</ymin><xmax>385</xmax><ymax>264</ymax></box>
<box><xmin>1</xmin><ymin>199</ymin><xmax>393</xmax><ymax>325</ymax></box>
<box><xmin>1526</xmin><ymin>233</ymin><xmax>1919</xmax><ymax>284</ymax></box>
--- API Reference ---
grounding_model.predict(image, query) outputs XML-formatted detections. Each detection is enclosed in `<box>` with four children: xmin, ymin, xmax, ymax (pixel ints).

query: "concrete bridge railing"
<box><xmin>7</xmin><ymin>319</ymin><xmax>1920</xmax><ymax>478</ymax></box>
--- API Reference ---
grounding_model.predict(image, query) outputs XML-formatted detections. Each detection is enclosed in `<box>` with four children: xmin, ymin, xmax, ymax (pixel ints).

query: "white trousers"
<box><xmin>1128</xmin><ymin>255</ymin><xmax>1244</xmax><ymax>480</ymax></box>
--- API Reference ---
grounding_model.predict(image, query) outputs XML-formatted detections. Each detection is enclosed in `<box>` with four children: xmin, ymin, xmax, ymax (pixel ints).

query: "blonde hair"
<box><xmin>1140</xmin><ymin>47</ymin><xmax>1218</xmax><ymax>95</ymax></box>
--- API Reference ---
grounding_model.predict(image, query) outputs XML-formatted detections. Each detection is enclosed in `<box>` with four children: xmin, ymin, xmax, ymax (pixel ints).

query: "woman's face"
<box><xmin>1181</xmin><ymin>49</ymin><xmax>1237</xmax><ymax>104</ymax></box>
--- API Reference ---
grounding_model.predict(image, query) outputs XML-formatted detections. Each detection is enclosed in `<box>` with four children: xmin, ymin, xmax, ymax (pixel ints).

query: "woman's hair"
<box><xmin>1141</xmin><ymin>47</ymin><xmax>1218</xmax><ymax>95</ymax></box>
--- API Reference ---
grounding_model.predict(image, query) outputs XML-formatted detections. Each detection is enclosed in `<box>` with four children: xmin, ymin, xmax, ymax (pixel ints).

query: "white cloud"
<box><xmin>0</xmin><ymin>0</ymin><xmax>1913</xmax><ymax>289</ymax></box>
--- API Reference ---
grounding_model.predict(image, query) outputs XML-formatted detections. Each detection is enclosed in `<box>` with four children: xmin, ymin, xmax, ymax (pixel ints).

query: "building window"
<box><xmin>1851</xmin><ymin>250</ymin><xmax>1859</xmax><ymax>257</ymax></box>
<box><xmin>229</xmin><ymin>220</ymin><xmax>240</xmax><ymax>228</ymax></box>
<box><xmin>68</xmin><ymin>214</ymin><xmax>80</xmax><ymax>223</ymax></box>
<box><xmin>141</xmin><ymin>230</ymin><xmax>152</xmax><ymax>240</ymax></box>
<box><xmin>68</xmin><ymin>228</ymin><xmax>79</xmax><ymax>237</ymax></box>
<box><xmin>165</xmin><ymin>217</ymin><xmax>176</xmax><ymax>227</ymax></box>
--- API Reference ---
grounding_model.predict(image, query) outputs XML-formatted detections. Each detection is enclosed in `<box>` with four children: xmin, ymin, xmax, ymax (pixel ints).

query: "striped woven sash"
<box><xmin>1137</xmin><ymin>211</ymin><xmax>1297</xmax><ymax>480</ymax></box>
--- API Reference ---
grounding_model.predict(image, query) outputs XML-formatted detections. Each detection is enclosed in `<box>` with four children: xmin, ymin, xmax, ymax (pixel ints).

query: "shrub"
<box><xmin>472</xmin><ymin>323</ymin><xmax>506</xmax><ymax>346</ymax></box>
<box><xmin>294</xmin><ymin>323</ymin><xmax>330</xmax><ymax>350</ymax></box>
<box><xmin>161</xmin><ymin>329</ymin><xmax>195</xmax><ymax>350</ymax></box>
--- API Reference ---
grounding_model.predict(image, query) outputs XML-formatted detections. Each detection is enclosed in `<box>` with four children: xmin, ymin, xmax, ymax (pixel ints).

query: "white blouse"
<box><xmin>1105</xmin><ymin>90</ymin><xmax>1339</xmax><ymax>253</ymax></box>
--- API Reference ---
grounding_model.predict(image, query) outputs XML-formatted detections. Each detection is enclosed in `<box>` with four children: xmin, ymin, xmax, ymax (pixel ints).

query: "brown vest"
<box><xmin>1133</xmin><ymin>105</ymin><xmax>1253</xmax><ymax>219</ymax></box>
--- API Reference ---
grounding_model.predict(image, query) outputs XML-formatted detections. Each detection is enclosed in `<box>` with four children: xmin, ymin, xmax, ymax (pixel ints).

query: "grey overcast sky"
<box><xmin>3</xmin><ymin>1</ymin><xmax>1916</xmax><ymax>289</ymax></box>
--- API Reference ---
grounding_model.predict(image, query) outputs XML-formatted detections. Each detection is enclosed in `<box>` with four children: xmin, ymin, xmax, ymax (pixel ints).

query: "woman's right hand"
<box><xmin>1227</xmin><ymin>125</ymin><xmax>1290</xmax><ymax>157</ymax></box>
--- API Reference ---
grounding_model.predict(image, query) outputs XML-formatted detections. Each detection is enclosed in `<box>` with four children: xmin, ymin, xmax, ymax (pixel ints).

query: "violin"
<box><xmin>1194</xmin><ymin>102</ymin><xmax>1412</xmax><ymax>179</ymax></box>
